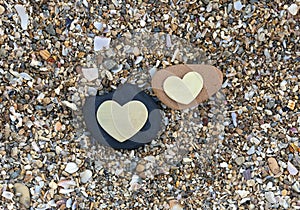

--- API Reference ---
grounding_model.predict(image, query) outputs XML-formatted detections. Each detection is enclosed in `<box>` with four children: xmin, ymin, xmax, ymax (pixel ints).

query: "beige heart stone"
<box><xmin>163</xmin><ymin>71</ymin><xmax>203</xmax><ymax>105</ymax></box>
<box><xmin>96</xmin><ymin>100</ymin><xmax>148</xmax><ymax>142</ymax></box>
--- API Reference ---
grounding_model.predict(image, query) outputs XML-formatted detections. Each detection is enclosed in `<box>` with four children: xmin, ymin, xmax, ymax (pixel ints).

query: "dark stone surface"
<box><xmin>83</xmin><ymin>84</ymin><xmax>163</xmax><ymax>150</ymax></box>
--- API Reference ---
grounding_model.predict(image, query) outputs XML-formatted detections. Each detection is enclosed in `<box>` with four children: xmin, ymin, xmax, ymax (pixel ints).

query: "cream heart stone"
<box><xmin>163</xmin><ymin>71</ymin><xmax>203</xmax><ymax>105</ymax></box>
<box><xmin>96</xmin><ymin>100</ymin><xmax>148</xmax><ymax>142</ymax></box>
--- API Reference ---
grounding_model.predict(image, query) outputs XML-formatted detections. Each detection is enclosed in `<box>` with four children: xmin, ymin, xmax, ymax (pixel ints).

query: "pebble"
<box><xmin>243</xmin><ymin>169</ymin><xmax>251</xmax><ymax>180</ymax></box>
<box><xmin>236</xmin><ymin>190</ymin><xmax>250</xmax><ymax>198</ymax></box>
<box><xmin>220</xmin><ymin>162</ymin><xmax>228</xmax><ymax>168</ymax></box>
<box><xmin>231</xmin><ymin>112</ymin><xmax>237</xmax><ymax>127</ymax></box>
<box><xmin>287</xmin><ymin>161</ymin><xmax>298</xmax><ymax>175</ymax></box>
<box><xmin>134</xmin><ymin>56</ymin><xmax>143</xmax><ymax>65</ymax></box>
<box><xmin>39</xmin><ymin>50</ymin><xmax>51</xmax><ymax>60</ymax></box>
<box><xmin>94</xmin><ymin>22</ymin><xmax>103</xmax><ymax>30</ymax></box>
<box><xmin>292</xmin><ymin>181</ymin><xmax>300</xmax><ymax>193</ymax></box>
<box><xmin>140</xmin><ymin>19</ymin><xmax>146</xmax><ymax>27</ymax></box>
<box><xmin>169</xmin><ymin>200</ymin><xmax>183</xmax><ymax>210</ymax></box>
<box><xmin>0</xmin><ymin>5</ymin><xmax>5</xmax><ymax>15</ymax></box>
<box><xmin>287</xmin><ymin>4</ymin><xmax>299</xmax><ymax>16</ymax></box>
<box><xmin>265</xmin><ymin>191</ymin><xmax>277</xmax><ymax>203</ymax></box>
<box><xmin>103</xmin><ymin>59</ymin><xmax>117</xmax><ymax>70</ymax></box>
<box><xmin>281</xmin><ymin>189</ymin><xmax>288</xmax><ymax>196</ymax></box>
<box><xmin>268</xmin><ymin>157</ymin><xmax>281</xmax><ymax>176</ymax></box>
<box><xmin>14</xmin><ymin>4</ymin><xmax>28</xmax><ymax>30</ymax></box>
<box><xmin>49</xmin><ymin>180</ymin><xmax>58</xmax><ymax>189</ymax></box>
<box><xmin>80</xmin><ymin>170</ymin><xmax>93</xmax><ymax>183</ymax></box>
<box><xmin>94</xmin><ymin>37</ymin><xmax>111</xmax><ymax>51</ymax></box>
<box><xmin>45</xmin><ymin>24</ymin><xmax>56</xmax><ymax>36</ymax></box>
<box><xmin>61</xmin><ymin>101</ymin><xmax>78</xmax><ymax>111</ymax></box>
<box><xmin>81</xmin><ymin>68</ymin><xmax>99</xmax><ymax>81</ymax></box>
<box><xmin>247</xmin><ymin>146</ymin><xmax>255</xmax><ymax>155</ymax></box>
<box><xmin>182</xmin><ymin>158</ymin><xmax>193</xmax><ymax>163</ymax></box>
<box><xmin>136</xmin><ymin>164</ymin><xmax>145</xmax><ymax>173</ymax></box>
<box><xmin>65</xmin><ymin>162</ymin><xmax>79</xmax><ymax>174</ymax></box>
<box><xmin>2</xmin><ymin>191</ymin><xmax>14</xmax><ymax>200</ymax></box>
<box><xmin>234</xmin><ymin>1</ymin><xmax>243</xmax><ymax>11</ymax></box>
<box><xmin>14</xmin><ymin>183</ymin><xmax>31</xmax><ymax>208</ymax></box>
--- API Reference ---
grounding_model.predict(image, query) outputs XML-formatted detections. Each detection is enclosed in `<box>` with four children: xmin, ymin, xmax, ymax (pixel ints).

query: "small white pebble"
<box><xmin>80</xmin><ymin>170</ymin><xmax>93</xmax><ymax>183</ymax></box>
<box><xmin>287</xmin><ymin>4</ymin><xmax>299</xmax><ymax>15</ymax></box>
<box><xmin>140</xmin><ymin>19</ymin><xmax>146</xmax><ymax>27</ymax></box>
<box><xmin>2</xmin><ymin>191</ymin><xmax>14</xmax><ymax>200</ymax></box>
<box><xmin>65</xmin><ymin>162</ymin><xmax>79</xmax><ymax>174</ymax></box>
<box><xmin>220</xmin><ymin>162</ymin><xmax>228</xmax><ymax>168</ymax></box>
<box><xmin>234</xmin><ymin>1</ymin><xmax>243</xmax><ymax>11</ymax></box>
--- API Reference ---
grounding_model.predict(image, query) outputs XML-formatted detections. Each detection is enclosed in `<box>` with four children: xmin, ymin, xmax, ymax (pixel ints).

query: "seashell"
<box><xmin>57</xmin><ymin>180</ymin><xmax>76</xmax><ymax>189</ymax></box>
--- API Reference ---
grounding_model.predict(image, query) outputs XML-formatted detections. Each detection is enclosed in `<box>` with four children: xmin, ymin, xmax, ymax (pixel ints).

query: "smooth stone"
<box><xmin>163</xmin><ymin>72</ymin><xmax>203</xmax><ymax>105</ymax></box>
<box><xmin>83</xmin><ymin>84</ymin><xmax>163</xmax><ymax>150</ymax></box>
<box><xmin>152</xmin><ymin>64</ymin><xmax>223</xmax><ymax>110</ymax></box>
<box><xmin>0</xmin><ymin>5</ymin><xmax>5</xmax><ymax>15</ymax></box>
<box><xmin>220</xmin><ymin>162</ymin><xmax>228</xmax><ymax>168</ymax></box>
<box><xmin>94</xmin><ymin>37</ymin><xmax>111</xmax><ymax>51</ymax></box>
<box><xmin>94</xmin><ymin>22</ymin><xmax>103</xmax><ymax>30</ymax></box>
<box><xmin>288</xmin><ymin>4</ymin><xmax>299</xmax><ymax>15</ymax></box>
<box><xmin>265</xmin><ymin>192</ymin><xmax>277</xmax><ymax>203</ymax></box>
<box><xmin>96</xmin><ymin>100</ymin><xmax>148</xmax><ymax>142</ymax></box>
<box><xmin>236</xmin><ymin>190</ymin><xmax>249</xmax><ymax>198</ymax></box>
<box><xmin>247</xmin><ymin>146</ymin><xmax>255</xmax><ymax>155</ymax></box>
<box><xmin>65</xmin><ymin>162</ymin><xmax>79</xmax><ymax>174</ymax></box>
<box><xmin>80</xmin><ymin>170</ymin><xmax>93</xmax><ymax>183</ymax></box>
<box><xmin>81</xmin><ymin>68</ymin><xmax>98</xmax><ymax>81</ymax></box>
<box><xmin>268</xmin><ymin>157</ymin><xmax>281</xmax><ymax>176</ymax></box>
<box><xmin>136</xmin><ymin>164</ymin><xmax>145</xmax><ymax>173</ymax></box>
<box><xmin>2</xmin><ymin>191</ymin><xmax>14</xmax><ymax>200</ymax></box>
<box><xmin>14</xmin><ymin>183</ymin><xmax>30</xmax><ymax>208</ymax></box>
<box><xmin>234</xmin><ymin>1</ymin><xmax>243</xmax><ymax>11</ymax></box>
<box><xmin>287</xmin><ymin>161</ymin><xmax>298</xmax><ymax>175</ymax></box>
<box><xmin>235</xmin><ymin>156</ymin><xmax>245</xmax><ymax>165</ymax></box>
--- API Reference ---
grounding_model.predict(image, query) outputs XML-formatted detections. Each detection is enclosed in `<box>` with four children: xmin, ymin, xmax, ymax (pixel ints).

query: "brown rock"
<box><xmin>151</xmin><ymin>64</ymin><xmax>223</xmax><ymax>110</ymax></box>
<box><xmin>136</xmin><ymin>164</ymin><xmax>145</xmax><ymax>173</ymax></box>
<box><xmin>267</xmin><ymin>157</ymin><xmax>281</xmax><ymax>176</ymax></box>
<box><xmin>14</xmin><ymin>183</ymin><xmax>31</xmax><ymax>208</ymax></box>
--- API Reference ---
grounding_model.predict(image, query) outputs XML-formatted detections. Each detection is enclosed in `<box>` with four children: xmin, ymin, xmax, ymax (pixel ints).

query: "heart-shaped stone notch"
<box><xmin>96</xmin><ymin>100</ymin><xmax>148</xmax><ymax>142</ymax></box>
<box><xmin>163</xmin><ymin>72</ymin><xmax>203</xmax><ymax>105</ymax></box>
<box><xmin>152</xmin><ymin>64</ymin><xmax>223</xmax><ymax>110</ymax></box>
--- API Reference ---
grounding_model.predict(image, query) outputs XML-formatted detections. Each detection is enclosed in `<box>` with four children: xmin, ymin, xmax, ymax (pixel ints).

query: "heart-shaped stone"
<box><xmin>151</xmin><ymin>64</ymin><xmax>223</xmax><ymax>110</ymax></box>
<box><xmin>163</xmin><ymin>72</ymin><xmax>203</xmax><ymax>105</ymax></box>
<box><xmin>96</xmin><ymin>100</ymin><xmax>148</xmax><ymax>142</ymax></box>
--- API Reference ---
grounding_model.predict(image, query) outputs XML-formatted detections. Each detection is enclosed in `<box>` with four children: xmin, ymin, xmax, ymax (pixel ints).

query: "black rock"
<box><xmin>83</xmin><ymin>84</ymin><xmax>163</xmax><ymax>150</ymax></box>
